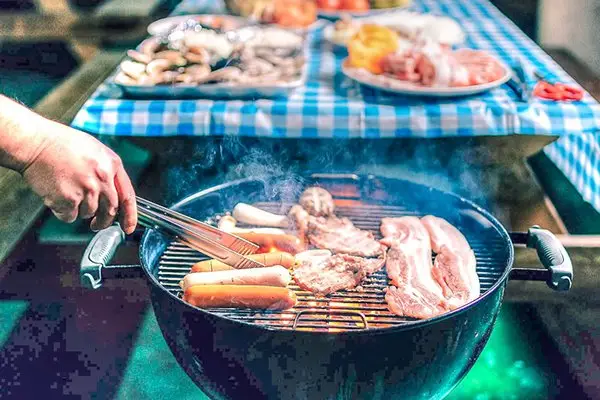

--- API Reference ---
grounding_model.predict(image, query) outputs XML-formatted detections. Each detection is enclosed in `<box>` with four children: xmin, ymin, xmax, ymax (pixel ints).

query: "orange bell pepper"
<box><xmin>347</xmin><ymin>24</ymin><xmax>399</xmax><ymax>74</ymax></box>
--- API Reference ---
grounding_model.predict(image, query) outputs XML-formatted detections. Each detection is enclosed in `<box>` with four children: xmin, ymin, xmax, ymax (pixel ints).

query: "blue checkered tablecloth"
<box><xmin>70</xmin><ymin>0</ymin><xmax>600</xmax><ymax>212</ymax></box>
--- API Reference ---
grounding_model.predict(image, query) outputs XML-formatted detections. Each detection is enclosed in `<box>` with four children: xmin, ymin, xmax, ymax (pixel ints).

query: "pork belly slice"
<box><xmin>382</xmin><ymin>236</ymin><xmax>449</xmax><ymax>318</ymax></box>
<box><xmin>421</xmin><ymin>215</ymin><xmax>480</xmax><ymax>302</ymax></box>
<box><xmin>380</xmin><ymin>216</ymin><xmax>430</xmax><ymax>244</ymax></box>
<box><xmin>385</xmin><ymin>285</ymin><xmax>446</xmax><ymax>320</ymax></box>
<box><xmin>293</xmin><ymin>253</ymin><xmax>386</xmax><ymax>296</ymax></box>
<box><xmin>308</xmin><ymin>215</ymin><xmax>386</xmax><ymax>258</ymax></box>
<box><xmin>420</xmin><ymin>215</ymin><xmax>471</xmax><ymax>254</ymax></box>
<box><xmin>432</xmin><ymin>247</ymin><xmax>478</xmax><ymax>307</ymax></box>
<box><xmin>379</xmin><ymin>217</ymin><xmax>451</xmax><ymax>319</ymax></box>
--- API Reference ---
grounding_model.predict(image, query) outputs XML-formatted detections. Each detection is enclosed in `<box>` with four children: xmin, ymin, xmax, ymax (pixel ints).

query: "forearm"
<box><xmin>0</xmin><ymin>95</ymin><xmax>50</xmax><ymax>173</ymax></box>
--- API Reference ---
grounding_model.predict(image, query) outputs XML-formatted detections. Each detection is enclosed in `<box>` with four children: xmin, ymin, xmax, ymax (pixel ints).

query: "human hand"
<box><xmin>21</xmin><ymin>119</ymin><xmax>138</xmax><ymax>234</ymax></box>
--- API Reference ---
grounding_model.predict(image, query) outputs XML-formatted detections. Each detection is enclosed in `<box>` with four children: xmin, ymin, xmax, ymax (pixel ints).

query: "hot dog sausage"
<box><xmin>180</xmin><ymin>266</ymin><xmax>292</xmax><ymax>290</ymax></box>
<box><xmin>191</xmin><ymin>251</ymin><xmax>296</xmax><ymax>272</ymax></box>
<box><xmin>218</xmin><ymin>215</ymin><xmax>287</xmax><ymax>235</ymax></box>
<box><xmin>183</xmin><ymin>285</ymin><xmax>297</xmax><ymax>310</ymax></box>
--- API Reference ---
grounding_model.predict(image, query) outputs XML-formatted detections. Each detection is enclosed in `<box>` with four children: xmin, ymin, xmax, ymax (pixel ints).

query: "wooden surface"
<box><xmin>0</xmin><ymin>50</ymin><xmax>124</xmax><ymax>264</ymax></box>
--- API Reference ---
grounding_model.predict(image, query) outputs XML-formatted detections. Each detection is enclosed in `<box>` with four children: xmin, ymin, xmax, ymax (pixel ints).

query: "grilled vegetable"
<box><xmin>191</xmin><ymin>251</ymin><xmax>297</xmax><ymax>272</ymax></box>
<box><xmin>235</xmin><ymin>232</ymin><xmax>306</xmax><ymax>254</ymax></box>
<box><xmin>180</xmin><ymin>266</ymin><xmax>292</xmax><ymax>290</ymax></box>
<box><xmin>183</xmin><ymin>285</ymin><xmax>297</xmax><ymax>309</ymax></box>
<box><xmin>347</xmin><ymin>24</ymin><xmax>399</xmax><ymax>74</ymax></box>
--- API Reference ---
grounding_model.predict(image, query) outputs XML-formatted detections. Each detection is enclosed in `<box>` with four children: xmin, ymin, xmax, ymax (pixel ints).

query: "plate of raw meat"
<box><xmin>342</xmin><ymin>39</ymin><xmax>512</xmax><ymax>97</ymax></box>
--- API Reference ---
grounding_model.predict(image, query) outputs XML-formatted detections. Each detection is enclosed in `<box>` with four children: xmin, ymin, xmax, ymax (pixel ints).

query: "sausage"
<box><xmin>218</xmin><ymin>215</ymin><xmax>287</xmax><ymax>235</ymax></box>
<box><xmin>183</xmin><ymin>285</ymin><xmax>297</xmax><ymax>310</ymax></box>
<box><xmin>232</xmin><ymin>203</ymin><xmax>290</xmax><ymax>228</ymax></box>
<box><xmin>234</xmin><ymin>232</ymin><xmax>306</xmax><ymax>255</ymax></box>
<box><xmin>180</xmin><ymin>266</ymin><xmax>292</xmax><ymax>290</ymax></box>
<box><xmin>191</xmin><ymin>251</ymin><xmax>296</xmax><ymax>272</ymax></box>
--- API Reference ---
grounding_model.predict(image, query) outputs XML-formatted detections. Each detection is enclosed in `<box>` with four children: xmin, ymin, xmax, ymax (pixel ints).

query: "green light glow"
<box><xmin>0</xmin><ymin>300</ymin><xmax>29</xmax><ymax>347</ymax></box>
<box><xmin>116</xmin><ymin>306</ymin><xmax>206</xmax><ymax>400</ymax></box>
<box><xmin>447</xmin><ymin>304</ymin><xmax>548</xmax><ymax>400</ymax></box>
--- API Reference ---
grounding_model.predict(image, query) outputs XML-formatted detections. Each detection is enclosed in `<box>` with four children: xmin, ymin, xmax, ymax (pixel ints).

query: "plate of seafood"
<box><xmin>342</xmin><ymin>25</ymin><xmax>511</xmax><ymax>97</ymax></box>
<box><xmin>111</xmin><ymin>22</ymin><xmax>309</xmax><ymax>99</ymax></box>
<box><xmin>147</xmin><ymin>14</ymin><xmax>253</xmax><ymax>36</ymax></box>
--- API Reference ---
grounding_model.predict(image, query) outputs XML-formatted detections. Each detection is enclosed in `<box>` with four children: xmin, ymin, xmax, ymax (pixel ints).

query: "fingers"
<box><xmin>51</xmin><ymin>208</ymin><xmax>79</xmax><ymax>224</ymax></box>
<box><xmin>90</xmin><ymin>185</ymin><xmax>119</xmax><ymax>232</ymax></box>
<box><xmin>114</xmin><ymin>166</ymin><xmax>137</xmax><ymax>235</ymax></box>
<box><xmin>79</xmin><ymin>187</ymin><xmax>99</xmax><ymax>219</ymax></box>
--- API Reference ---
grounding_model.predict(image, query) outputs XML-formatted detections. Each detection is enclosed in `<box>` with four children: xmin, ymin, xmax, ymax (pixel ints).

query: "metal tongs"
<box><xmin>136</xmin><ymin>197</ymin><xmax>265</xmax><ymax>269</ymax></box>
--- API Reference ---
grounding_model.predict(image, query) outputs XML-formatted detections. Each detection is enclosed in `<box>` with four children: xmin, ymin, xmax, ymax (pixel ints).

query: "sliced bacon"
<box><xmin>421</xmin><ymin>215</ymin><xmax>480</xmax><ymax>303</ymax></box>
<box><xmin>379</xmin><ymin>217</ymin><xmax>449</xmax><ymax>319</ymax></box>
<box><xmin>380</xmin><ymin>42</ymin><xmax>505</xmax><ymax>88</ymax></box>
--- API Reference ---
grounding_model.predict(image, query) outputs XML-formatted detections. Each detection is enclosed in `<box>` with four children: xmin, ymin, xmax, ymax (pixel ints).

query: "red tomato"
<box><xmin>317</xmin><ymin>0</ymin><xmax>342</xmax><ymax>10</ymax></box>
<box><xmin>341</xmin><ymin>0</ymin><xmax>370</xmax><ymax>11</ymax></box>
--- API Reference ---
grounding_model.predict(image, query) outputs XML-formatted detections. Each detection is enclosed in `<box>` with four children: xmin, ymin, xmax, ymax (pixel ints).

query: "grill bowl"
<box><xmin>81</xmin><ymin>174</ymin><xmax>570</xmax><ymax>399</ymax></box>
<box><xmin>144</xmin><ymin>174</ymin><xmax>512</xmax><ymax>399</ymax></box>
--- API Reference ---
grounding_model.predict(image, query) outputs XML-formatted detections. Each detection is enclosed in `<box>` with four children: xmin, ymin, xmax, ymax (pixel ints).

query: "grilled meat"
<box><xmin>380</xmin><ymin>217</ymin><xmax>449</xmax><ymax>318</ymax></box>
<box><xmin>380</xmin><ymin>216</ymin><xmax>480</xmax><ymax>319</ymax></box>
<box><xmin>308</xmin><ymin>215</ymin><xmax>386</xmax><ymax>258</ymax></box>
<box><xmin>299</xmin><ymin>186</ymin><xmax>335</xmax><ymax>217</ymax></box>
<box><xmin>288</xmin><ymin>204</ymin><xmax>310</xmax><ymax>239</ymax></box>
<box><xmin>421</xmin><ymin>215</ymin><xmax>480</xmax><ymax>302</ymax></box>
<box><xmin>294</xmin><ymin>252</ymin><xmax>385</xmax><ymax>295</ymax></box>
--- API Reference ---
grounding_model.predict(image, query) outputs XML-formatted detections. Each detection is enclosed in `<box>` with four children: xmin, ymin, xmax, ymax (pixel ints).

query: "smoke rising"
<box><xmin>163</xmin><ymin>135</ymin><xmax>511</xmax><ymax>229</ymax></box>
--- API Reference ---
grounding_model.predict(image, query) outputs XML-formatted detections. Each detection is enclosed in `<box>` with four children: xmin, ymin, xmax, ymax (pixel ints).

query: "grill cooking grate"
<box><xmin>157</xmin><ymin>202</ymin><xmax>508</xmax><ymax>332</ymax></box>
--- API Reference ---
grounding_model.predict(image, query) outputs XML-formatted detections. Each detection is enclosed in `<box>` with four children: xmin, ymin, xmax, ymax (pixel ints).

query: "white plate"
<box><xmin>147</xmin><ymin>15</ymin><xmax>252</xmax><ymax>36</ymax></box>
<box><xmin>322</xmin><ymin>12</ymin><xmax>465</xmax><ymax>49</ymax></box>
<box><xmin>317</xmin><ymin>6</ymin><xmax>408</xmax><ymax>20</ymax></box>
<box><xmin>341</xmin><ymin>59</ymin><xmax>512</xmax><ymax>97</ymax></box>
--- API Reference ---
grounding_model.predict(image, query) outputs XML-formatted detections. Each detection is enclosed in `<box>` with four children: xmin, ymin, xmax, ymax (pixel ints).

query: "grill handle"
<box><xmin>80</xmin><ymin>225</ymin><xmax>143</xmax><ymax>289</ymax></box>
<box><xmin>509</xmin><ymin>226</ymin><xmax>573</xmax><ymax>291</ymax></box>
